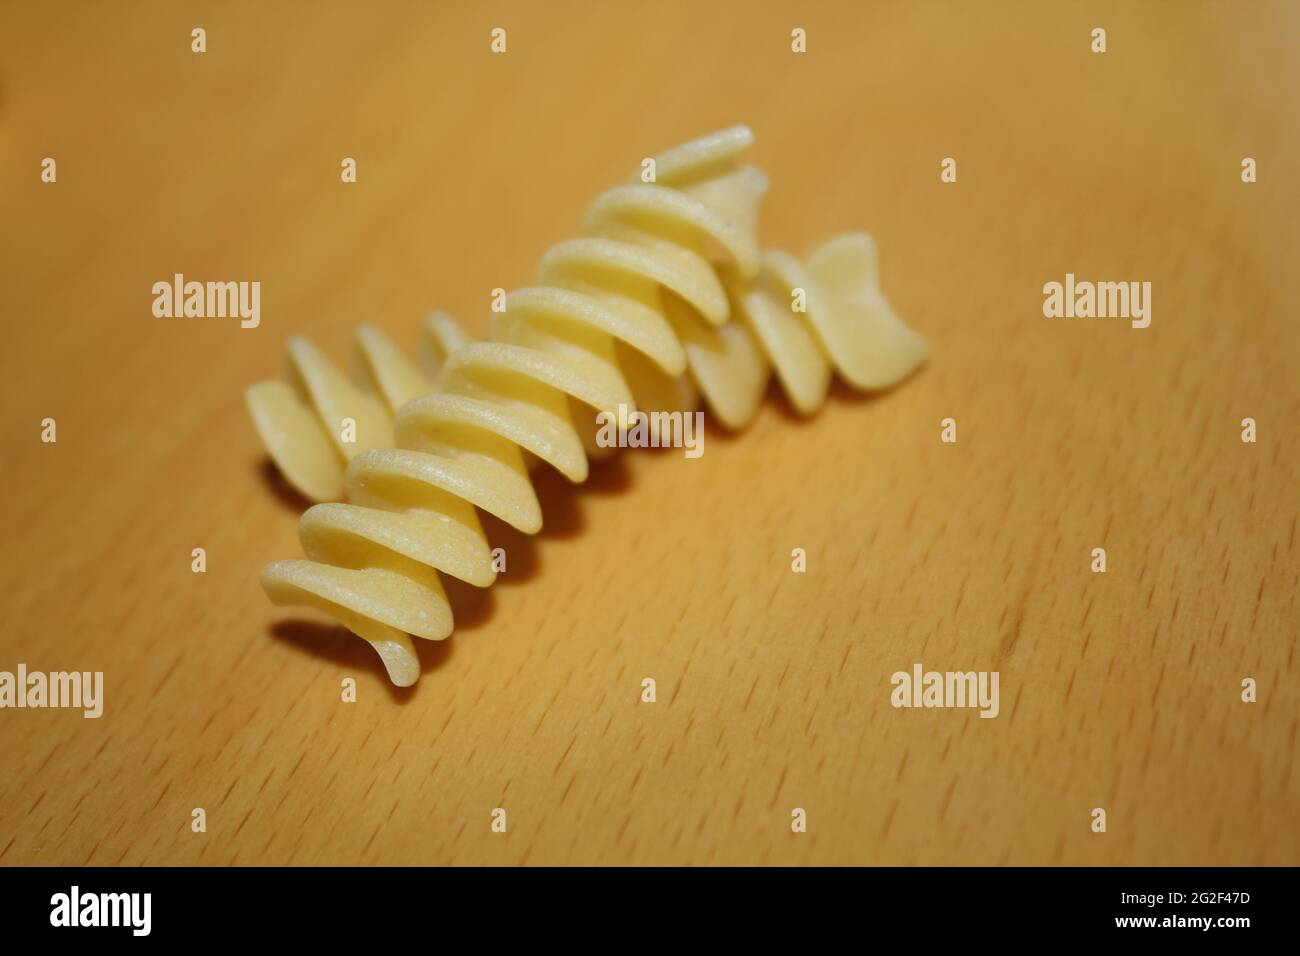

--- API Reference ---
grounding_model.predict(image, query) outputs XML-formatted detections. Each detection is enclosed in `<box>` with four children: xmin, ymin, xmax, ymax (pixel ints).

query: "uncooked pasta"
<box><xmin>245</xmin><ymin>312</ymin><xmax>468</xmax><ymax>502</ymax></box>
<box><xmin>247</xmin><ymin>127</ymin><xmax>926</xmax><ymax>685</ymax></box>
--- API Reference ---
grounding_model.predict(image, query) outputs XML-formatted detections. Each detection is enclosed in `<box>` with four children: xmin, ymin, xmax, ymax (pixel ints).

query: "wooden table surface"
<box><xmin>2</xmin><ymin>0</ymin><xmax>1296</xmax><ymax>866</ymax></box>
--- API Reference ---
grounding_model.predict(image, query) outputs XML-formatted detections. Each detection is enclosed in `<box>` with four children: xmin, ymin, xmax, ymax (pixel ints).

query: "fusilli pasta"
<box><xmin>248</xmin><ymin>127</ymin><xmax>926</xmax><ymax>685</ymax></box>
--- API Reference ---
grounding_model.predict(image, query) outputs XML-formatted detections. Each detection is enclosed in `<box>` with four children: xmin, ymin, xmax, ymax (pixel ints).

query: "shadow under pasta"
<box><xmin>269</xmin><ymin>619</ymin><xmax>448</xmax><ymax>702</ymax></box>
<box><xmin>257</xmin><ymin>458</ymin><xmax>314</xmax><ymax>513</ymax></box>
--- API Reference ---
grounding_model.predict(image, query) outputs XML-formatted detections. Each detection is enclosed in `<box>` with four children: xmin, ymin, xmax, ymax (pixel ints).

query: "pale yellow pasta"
<box><xmin>250</xmin><ymin>127</ymin><xmax>927</xmax><ymax>686</ymax></box>
<box><xmin>728</xmin><ymin>234</ymin><xmax>929</xmax><ymax>415</ymax></box>
<box><xmin>245</xmin><ymin>312</ymin><xmax>468</xmax><ymax>501</ymax></box>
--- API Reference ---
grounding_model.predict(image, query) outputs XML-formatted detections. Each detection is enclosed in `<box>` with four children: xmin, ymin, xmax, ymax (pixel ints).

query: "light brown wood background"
<box><xmin>1</xmin><ymin>0</ymin><xmax>1296</xmax><ymax>867</ymax></box>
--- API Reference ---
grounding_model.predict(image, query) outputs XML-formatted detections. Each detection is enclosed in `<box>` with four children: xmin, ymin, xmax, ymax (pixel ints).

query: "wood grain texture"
<box><xmin>1</xmin><ymin>0</ymin><xmax>1296</xmax><ymax>866</ymax></box>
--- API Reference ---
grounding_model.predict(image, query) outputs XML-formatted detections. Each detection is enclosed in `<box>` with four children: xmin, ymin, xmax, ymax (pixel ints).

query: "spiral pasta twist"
<box><xmin>252</xmin><ymin>127</ymin><xmax>927</xmax><ymax>686</ymax></box>
<box><xmin>245</xmin><ymin>312</ymin><xmax>469</xmax><ymax>502</ymax></box>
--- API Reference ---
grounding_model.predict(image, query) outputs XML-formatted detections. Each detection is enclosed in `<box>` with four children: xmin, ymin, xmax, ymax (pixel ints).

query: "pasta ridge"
<box><xmin>245</xmin><ymin>312</ymin><xmax>468</xmax><ymax>502</ymax></box>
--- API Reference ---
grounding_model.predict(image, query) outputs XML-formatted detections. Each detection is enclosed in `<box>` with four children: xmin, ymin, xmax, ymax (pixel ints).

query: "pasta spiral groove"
<box><xmin>250</xmin><ymin>127</ymin><xmax>927</xmax><ymax>686</ymax></box>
